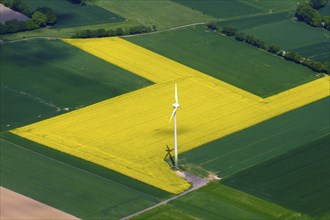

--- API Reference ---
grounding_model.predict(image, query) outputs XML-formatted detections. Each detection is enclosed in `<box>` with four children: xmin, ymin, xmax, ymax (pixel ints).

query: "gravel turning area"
<box><xmin>0</xmin><ymin>187</ymin><xmax>79</xmax><ymax>219</ymax></box>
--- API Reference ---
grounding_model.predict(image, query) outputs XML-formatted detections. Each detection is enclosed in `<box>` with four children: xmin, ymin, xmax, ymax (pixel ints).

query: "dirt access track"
<box><xmin>0</xmin><ymin>187</ymin><xmax>78</xmax><ymax>219</ymax></box>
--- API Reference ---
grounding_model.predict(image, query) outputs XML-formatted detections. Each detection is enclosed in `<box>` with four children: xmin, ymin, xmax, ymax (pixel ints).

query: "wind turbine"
<box><xmin>169</xmin><ymin>83</ymin><xmax>180</xmax><ymax>169</ymax></box>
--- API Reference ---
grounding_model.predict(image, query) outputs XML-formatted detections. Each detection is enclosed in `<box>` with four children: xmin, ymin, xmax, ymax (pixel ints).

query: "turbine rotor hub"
<box><xmin>172</xmin><ymin>103</ymin><xmax>180</xmax><ymax>108</ymax></box>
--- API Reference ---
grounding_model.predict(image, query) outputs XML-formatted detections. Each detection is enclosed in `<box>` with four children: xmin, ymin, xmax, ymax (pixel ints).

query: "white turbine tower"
<box><xmin>169</xmin><ymin>83</ymin><xmax>180</xmax><ymax>169</ymax></box>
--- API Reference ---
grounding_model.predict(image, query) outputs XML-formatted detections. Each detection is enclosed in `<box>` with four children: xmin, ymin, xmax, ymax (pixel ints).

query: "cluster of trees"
<box><xmin>0</xmin><ymin>0</ymin><xmax>57</xmax><ymax>34</ymax></box>
<box><xmin>282</xmin><ymin>51</ymin><xmax>326</xmax><ymax>72</ymax></box>
<box><xmin>67</xmin><ymin>0</ymin><xmax>86</xmax><ymax>5</ymax></box>
<box><xmin>0</xmin><ymin>19</ymin><xmax>37</xmax><ymax>34</ymax></box>
<box><xmin>295</xmin><ymin>0</ymin><xmax>330</xmax><ymax>30</ymax></box>
<box><xmin>72</xmin><ymin>25</ymin><xmax>156</xmax><ymax>38</ymax></box>
<box><xmin>206</xmin><ymin>23</ymin><xmax>329</xmax><ymax>74</ymax></box>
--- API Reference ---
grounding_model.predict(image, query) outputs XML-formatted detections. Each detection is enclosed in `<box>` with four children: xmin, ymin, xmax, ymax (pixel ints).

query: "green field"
<box><xmin>1</xmin><ymin>1</ymin><xmax>328</xmax><ymax>219</ymax></box>
<box><xmin>174</xmin><ymin>0</ymin><xmax>262</xmax><ymax>18</ymax></box>
<box><xmin>218</xmin><ymin>12</ymin><xmax>330</xmax><ymax>62</ymax></box>
<box><xmin>244</xmin><ymin>19</ymin><xmax>330</xmax><ymax>61</ymax></box>
<box><xmin>0</xmin><ymin>39</ymin><xmax>152</xmax><ymax>131</ymax></box>
<box><xmin>132</xmin><ymin>97</ymin><xmax>329</xmax><ymax>220</ymax></box>
<box><xmin>174</xmin><ymin>0</ymin><xmax>305</xmax><ymax>18</ymax></box>
<box><xmin>90</xmin><ymin>0</ymin><xmax>214</xmax><ymax>30</ymax></box>
<box><xmin>224</xmin><ymin>135</ymin><xmax>330</xmax><ymax>218</ymax></box>
<box><xmin>241</xmin><ymin>0</ymin><xmax>303</xmax><ymax>12</ymax></box>
<box><xmin>180</xmin><ymin>97</ymin><xmax>329</xmax><ymax>178</ymax></box>
<box><xmin>22</xmin><ymin>0</ymin><xmax>124</xmax><ymax>28</ymax></box>
<box><xmin>0</xmin><ymin>132</ymin><xmax>170</xmax><ymax>219</ymax></box>
<box><xmin>133</xmin><ymin>183</ymin><xmax>304</xmax><ymax>220</ymax></box>
<box><xmin>218</xmin><ymin>11</ymin><xmax>292</xmax><ymax>30</ymax></box>
<box><xmin>127</xmin><ymin>25</ymin><xmax>318</xmax><ymax>97</ymax></box>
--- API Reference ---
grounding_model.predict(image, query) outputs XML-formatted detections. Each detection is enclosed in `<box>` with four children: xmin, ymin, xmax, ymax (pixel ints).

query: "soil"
<box><xmin>0</xmin><ymin>187</ymin><xmax>79</xmax><ymax>220</ymax></box>
<box><xmin>0</xmin><ymin>4</ymin><xmax>29</xmax><ymax>24</ymax></box>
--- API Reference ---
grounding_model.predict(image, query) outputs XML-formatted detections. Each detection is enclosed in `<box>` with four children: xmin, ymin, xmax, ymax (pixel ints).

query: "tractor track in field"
<box><xmin>120</xmin><ymin>171</ymin><xmax>211</xmax><ymax>220</ymax></box>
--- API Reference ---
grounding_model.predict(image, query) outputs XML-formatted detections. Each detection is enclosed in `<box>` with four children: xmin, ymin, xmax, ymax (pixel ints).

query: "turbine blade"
<box><xmin>169</xmin><ymin>107</ymin><xmax>177</xmax><ymax>123</ymax></box>
<box><xmin>175</xmin><ymin>83</ymin><xmax>178</xmax><ymax>104</ymax></box>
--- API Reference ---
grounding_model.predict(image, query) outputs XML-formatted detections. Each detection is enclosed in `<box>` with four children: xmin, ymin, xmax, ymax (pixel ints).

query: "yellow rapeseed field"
<box><xmin>12</xmin><ymin>37</ymin><xmax>330</xmax><ymax>194</ymax></box>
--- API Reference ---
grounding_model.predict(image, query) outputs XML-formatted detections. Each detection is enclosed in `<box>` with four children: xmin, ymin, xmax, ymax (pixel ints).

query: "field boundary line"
<box><xmin>0</xmin><ymin>138</ymin><xmax>161</xmax><ymax>202</ymax></box>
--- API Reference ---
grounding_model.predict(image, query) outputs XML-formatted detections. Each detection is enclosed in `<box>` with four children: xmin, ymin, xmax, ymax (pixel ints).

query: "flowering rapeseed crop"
<box><xmin>12</xmin><ymin>37</ymin><xmax>329</xmax><ymax>194</ymax></box>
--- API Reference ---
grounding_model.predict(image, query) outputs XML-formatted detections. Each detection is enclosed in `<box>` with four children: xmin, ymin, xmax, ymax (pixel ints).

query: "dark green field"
<box><xmin>133</xmin><ymin>183</ymin><xmax>303</xmax><ymax>220</ymax></box>
<box><xmin>175</xmin><ymin>0</ymin><xmax>304</xmax><ymax>18</ymax></box>
<box><xmin>224</xmin><ymin>135</ymin><xmax>330</xmax><ymax>218</ymax></box>
<box><xmin>0</xmin><ymin>39</ymin><xmax>152</xmax><ymax>131</ymax></box>
<box><xmin>127</xmin><ymin>25</ymin><xmax>318</xmax><ymax>97</ymax></box>
<box><xmin>174</xmin><ymin>0</ymin><xmax>262</xmax><ymax>18</ymax></box>
<box><xmin>218</xmin><ymin>11</ymin><xmax>291</xmax><ymax>30</ymax></box>
<box><xmin>218</xmin><ymin>12</ymin><xmax>330</xmax><ymax>62</ymax></box>
<box><xmin>0</xmin><ymin>132</ymin><xmax>170</xmax><ymax>219</ymax></box>
<box><xmin>22</xmin><ymin>0</ymin><xmax>124</xmax><ymax>28</ymax></box>
<box><xmin>241</xmin><ymin>0</ymin><xmax>303</xmax><ymax>12</ymax></box>
<box><xmin>135</xmin><ymin>98</ymin><xmax>330</xmax><ymax>220</ymax></box>
<box><xmin>1</xmin><ymin>1</ymin><xmax>328</xmax><ymax>219</ymax></box>
<box><xmin>180</xmin><ymin>97</ymin><xmax>329</xmax><ymax>178</ymax></box>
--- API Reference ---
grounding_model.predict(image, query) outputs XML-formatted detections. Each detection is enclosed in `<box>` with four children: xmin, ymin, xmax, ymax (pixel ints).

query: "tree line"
<box><xmin>72</xmin><ymin>25</ymin><xmax>157</xmax><ymax>38</ymax></box>
<box><xmin>295</xmin><ymin>0</ymin><xmax>330</xmax><ymax>31</ymax></box>
<box><xmin>0</xmin><ymin>0</ymin><xmax>56</xmax><ymax>34</ymax></box>
<box><xmin>206</xmin><ymin>23</ymin><xmax>329</xmax><ymax>74</ymax></box>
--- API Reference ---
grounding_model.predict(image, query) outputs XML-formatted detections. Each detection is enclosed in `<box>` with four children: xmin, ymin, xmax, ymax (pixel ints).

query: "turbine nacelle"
<box><xmin>172</xmin><ymin>103</ymin><xmax>180</xmax><ymax>109</ymax></box>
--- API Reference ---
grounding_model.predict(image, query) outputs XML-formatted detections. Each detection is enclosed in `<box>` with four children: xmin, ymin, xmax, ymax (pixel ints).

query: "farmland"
<box><xmin>243</xmin><ymin>20</ymin><xmax>330</xmax><ymax>62</ymax></box>
<box><xmin>174</xmin><ymin>0</ymin><xmax>262</xmax><ymax>19</ymax></box>
<box><xmin>224</xmin><ymin>134</ymin><xmax>330</xmax><ymax>218</ymax></box>
<box><xmin>22</xmin><ymin>0</ymin><xmax>124</xmax><ymax>28</ymax></box>
<box><xmin>0</xmin><ymin>135</ymin><xmax>167</xmax><ymax>219</ymax></box>
<box><xmin>180</xmin><ymin>97</ymin><xmax>329</xmax><ymax>178</ymax></box>
<box><xmin>218</xmin><ymin>12</ymin><xmax>330</xmax><ymax>62</ymax></box>
<box><xmin>12</xmin><ymin>37</ymin><xmax>329</xmax><ymax>194</ymax></box>
<box><xmin>175</xmin><ymin>0</ymin><xmax>304</xmax><ymax>17</ymax></box>
<box><xmin>241</xmin><ymin>0</ymin><xmax>304</xmax><ymax>12</ymax></box>
<box><xmin>1</xmin><ymin>187</ymin><xmax>78</xmax><ymax>219</ymax></box>
<box><xmin>133</xmin><ymin>183</ymin><xmax>304</xmax><ymax>220</ymax></box>
<box><xmin>135</xmin><ymin>98</ymin><xmax>329</xmax><ymax>220</ymax></box>
<box><xmin>90</xmin><ymin>0</ymin><xmax>214</xmax><ymax>30</ymax></box>
<box><xmin>1</xmin><ymin>0</ymin><xmax>329</xmax><ymax>219</ymax></box>
<box><xmin>0</xmin><ymin>39</ymin><xmax>152</xmax><ymax>130</ymax></box>
<box><xmin>174</xmin><ymin>0</ymin><xmax>329</xmax><ymax>62</ymax></box>
<box><xmin>126</xmin><ymin>25</ymin><xmax>319</xmax><ymax>97</ymax></box>
<box><xmin>218</xmin><ymin>12</ymin><xmax>291</xmax><ymax>31</ymax></box>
